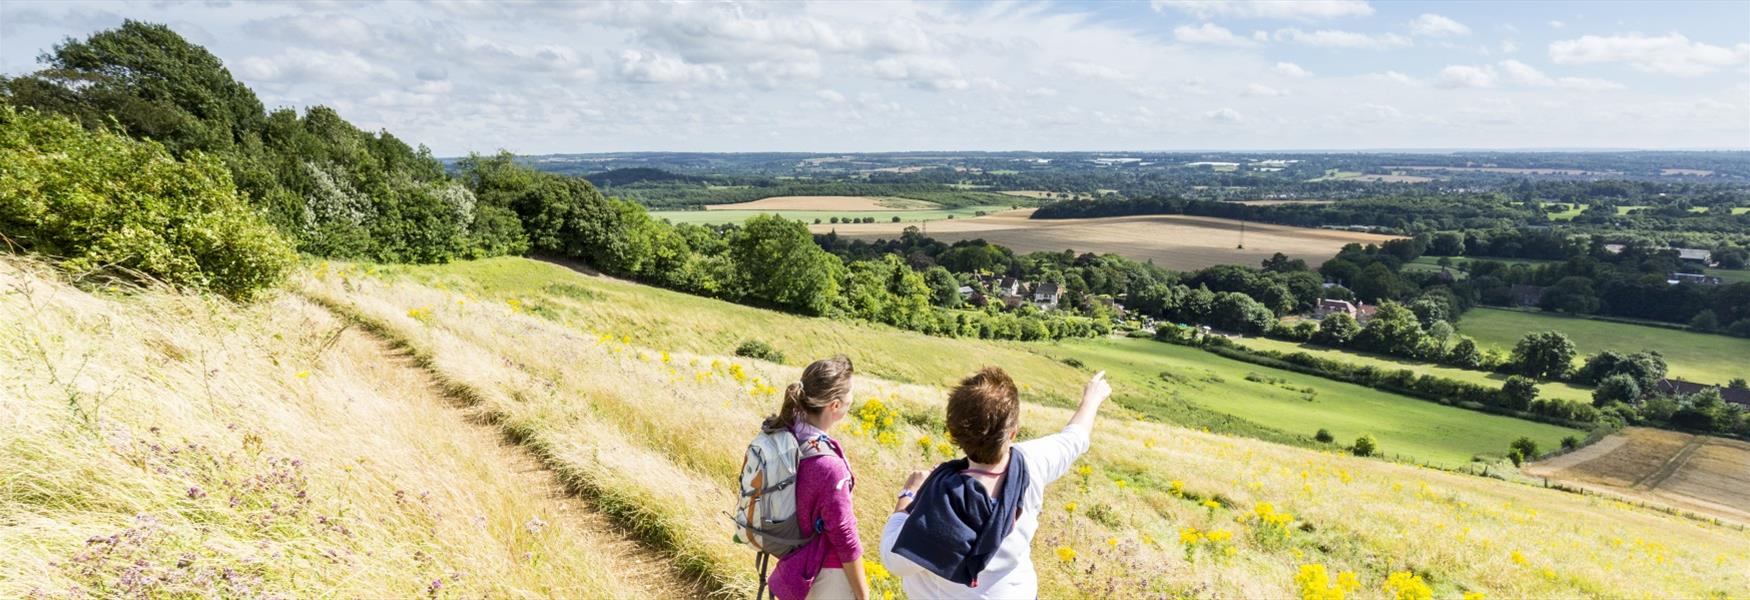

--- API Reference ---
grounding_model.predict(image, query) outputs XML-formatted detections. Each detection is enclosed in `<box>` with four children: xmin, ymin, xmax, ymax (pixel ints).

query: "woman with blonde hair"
<box><xmin>765</xmin><ymin>355</ymin><xmax>870</xmax><ymax>600</ymax></box>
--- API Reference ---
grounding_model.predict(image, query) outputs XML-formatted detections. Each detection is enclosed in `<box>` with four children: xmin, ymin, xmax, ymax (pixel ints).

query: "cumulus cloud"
<box><xmin>1274</xmin><ymin>28</ymin><xmax>1410</xmax><ymax>49</ymax></box>
<box><xmin>1063</xmin><ymin>61</ymin><xmax>1132</xmax><ymax>81</ymax></box>
<box><xmin>1408</xmin><ymin>13</ymin><xmax>1469</xmax><ymax>37</ymax></box>
<box><xmin>869</xmin><ymin>55</ymin><xmax>968</xmax><ymax>91</ymax></box>
<box><xmin>617</xmin><ymin>50</ymin><xmax>725</xmax><ymax>84</ymax></box>
<box><xmin>1244</xmin><ymin>83</ymin><xmax>1286</xmax><ymax>96</ymax></box>
<box><xmin>1173</xmin><ymin>23</ymin><xmax>1255</xmax><ymax>46</ymax></box>
<box><xmin>1272</xmin><ymin>61</ymin><xmax>1312</xmax><ymax>77</ymax></box>
<box><xmin>234</xmin><ymin>48</ymin><xmax>397</xmax><ymax>83</ymax></box>
<box><xmin>816</xmin><ymin>89</ymin><xmax>846</xmax><ymax>103</ymax></box>
<box><xmin>1549</xmin><ymin>33</ymin><xmax>1750</xmax><ymax>76</ymax></box>
<box><xmin>1438</xmin><ymin>60</ymin><xmax>1624</xmax><ymax>91</ymax></box>
<box><xmin>1204</xmin><ymin>107</ymin><xmax>1244</xmax><ymax>122</ymax></box>
<box><xmin>1153</xmin><ymin>0</ymin><xmax>1373</xmax><ymax>20</ymax></box>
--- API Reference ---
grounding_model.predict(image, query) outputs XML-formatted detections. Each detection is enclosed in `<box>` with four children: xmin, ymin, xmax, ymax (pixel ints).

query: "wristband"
<box><xmin>897</xmin><ymin>490</ymin><xmax>915</xmax><ymax>500</ymax></box>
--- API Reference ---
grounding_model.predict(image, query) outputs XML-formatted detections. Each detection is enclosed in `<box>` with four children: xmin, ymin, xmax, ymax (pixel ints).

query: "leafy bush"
<box><xmin>1509</xmin><ymin>436</ymin><xmax>1539</xmax><ymax>460</ymax></box>
<box><xmin>1561</xmin><ymin>435</ymin><xmax>1580</xmax><ymax>450</ymax></box>
<box><xmin>0</xmin><ymin>106</ymin><xmax>295</xmax><ymax>299</ymax></box>
<box><xmin>733</xmin><ymin>339</ymin><xmax>785</xmax><ymax>364</ymax></box>
<box><xmin>1350</xmin><ymin>434</ymin><xmax>1378</xmax><ymax>457</ymax></box>
<box><xmin>1314</xmin><ymin>428</ymin><xmax>1335</xmax><ymax>443</ymax></box>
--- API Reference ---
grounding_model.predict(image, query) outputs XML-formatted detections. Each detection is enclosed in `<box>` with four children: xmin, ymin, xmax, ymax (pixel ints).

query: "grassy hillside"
<box><xmin>1038</xmin><ymin>338</ymin><xmax>1583</xmax><ymax>467</ymax></box>
<box><xmin>9</xmin><ymin>255</ymin><xmax>1748</xmax><ymax>598</ymax></box>
<box><xmin>291</xmin><ymin>256</ymin><xmax>1746</xmax><ymax>598</ymax></box>
<box><xmin>1231</xmin><ymin>336</ymin><xmax>1596</xmax><ymax>405</ymax></box>
<box><xmin>1459</xmin><ymin>308</ymin><xmax>1750</xmax><ymax>385</ymax></box>
<box><xmin>0</xmin><ymin>258</ymin><xmax>687</xmax><ymax>598</ymax></box>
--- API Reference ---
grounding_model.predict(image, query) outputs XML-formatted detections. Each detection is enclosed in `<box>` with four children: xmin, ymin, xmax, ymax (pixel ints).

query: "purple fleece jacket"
<box><xmin>769</xmin><ymin>422</ymin><xmax>861</xmax><ymax>600</ymax></box>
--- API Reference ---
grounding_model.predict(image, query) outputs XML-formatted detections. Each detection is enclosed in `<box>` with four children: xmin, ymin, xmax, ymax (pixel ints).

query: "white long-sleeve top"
<box><xmin>879</xmin><ymin>423</ymin><xmax>1091</xmax><ymax>599</ymax></box>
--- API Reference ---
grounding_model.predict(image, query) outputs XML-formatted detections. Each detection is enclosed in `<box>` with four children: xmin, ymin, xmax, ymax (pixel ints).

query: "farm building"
<box><xmin>1032</xmin><ymin>282</ymin><xmax>1062</xmax><ymax>310</ymax></box>
<box><xmin>1654</xmin><ymin>379</ymin><xmax>1750</xmax><ymax>408</ymax></box>
<box><xmin>1667</xmin><ymin>273</ymin><xmax>1722</xmax><ymax>286</ymax></box>
<box><xmin>1315</xmin><ymin>299</ymin><xmax>1379</xmax><ymax>322</ymax></box>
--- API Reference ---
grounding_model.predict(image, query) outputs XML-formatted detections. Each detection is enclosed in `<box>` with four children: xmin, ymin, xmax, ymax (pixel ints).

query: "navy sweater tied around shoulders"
<box><xmin>889</xmin><ymin>450</ymin><xmax>1030</xmax><ymax>588</ymax></box>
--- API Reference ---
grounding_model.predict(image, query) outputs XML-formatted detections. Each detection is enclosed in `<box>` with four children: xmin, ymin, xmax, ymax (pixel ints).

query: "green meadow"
<box><xmin>1035</xmin><ymin>337</ymin><xmax>1582</xmax><ymax>467</ymax></box>
<box><xmin>1230</xmin><ymin>336</ymin><xmax>1596</xmax><ymax>405</ymax></box>
<box><xmin>1459</xmin><ymin>307</ymin><xmax>1750</xmax><ymax>385</ymax></box>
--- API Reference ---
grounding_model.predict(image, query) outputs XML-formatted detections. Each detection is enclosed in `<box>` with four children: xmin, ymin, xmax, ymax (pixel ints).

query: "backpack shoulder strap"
<box><xmin>797</xmin><ymin>434</ymin><xmax>854</xmax><ymax>492</ymax></box>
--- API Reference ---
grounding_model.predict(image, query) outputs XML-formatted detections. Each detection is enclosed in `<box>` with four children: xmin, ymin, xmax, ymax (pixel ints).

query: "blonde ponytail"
<box><xmin>761</xmin><ymin>356</ymin><xmax>854</xmax><ymax>431</ymax></box>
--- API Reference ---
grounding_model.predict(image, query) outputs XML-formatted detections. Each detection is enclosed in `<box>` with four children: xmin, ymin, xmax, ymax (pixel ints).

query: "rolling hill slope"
<box><xmin>5</xmin><ymin>255</ymin><xmax>1747</xmax><ymax>598</ymax></box>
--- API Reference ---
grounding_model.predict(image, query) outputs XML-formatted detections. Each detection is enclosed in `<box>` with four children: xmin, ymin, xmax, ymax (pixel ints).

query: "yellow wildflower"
<box><xmin>1201</xmin><ymin>499</ymin><xmax>1221</xmax><ymax>510</ymax></box>
<box><xmin>1384</xmin><ymin>572</ymin><xmax>1431</xmax><ymax>600</ymax></box>
<box><xmin>1064</xmin><ymin>502</ymin><xmax>1077</xmax><ymax>513</ymax></box>
<box><xmin>1462</xmin><ymin>593</ymin><xmax>1485</xmax><ymax>600</ymax></box>
<box><xmin>1054</xmin><ymin>546</ymin><xmax>1076</xmax><ymax>562</ymax></box>
<box><xmin>1511</xmin><ymin>550</ymin><xmax>1528</xmax><ymax>565</ymax></box>
<box><xmin>1106</xmin><ymin>537</ymin><xmax>1118</xmax><ymax>548</ymax></box>
<box><xmin>295</xmin><ymin>370</ymin><xmax>310</xmax><ymax>379</ymax></box>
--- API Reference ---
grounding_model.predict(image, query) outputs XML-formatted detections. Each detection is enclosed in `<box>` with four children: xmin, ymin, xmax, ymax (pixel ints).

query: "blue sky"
<box><xmin>2</xmin><ymin>0</ymin><xmax>1746</xmax><ymax>154</ymax></box>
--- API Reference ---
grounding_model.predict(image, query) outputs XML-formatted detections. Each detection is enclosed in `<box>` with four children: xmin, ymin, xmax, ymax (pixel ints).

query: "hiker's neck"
<box><xmin>802</xmin><ymin>412</ymin><xmax>836</xmax><ymax>433</ymax></box>
<box><xmin>967</xmin><ymin>446</ymin><xmax>1011</xmax><ymax>471</ymax></box>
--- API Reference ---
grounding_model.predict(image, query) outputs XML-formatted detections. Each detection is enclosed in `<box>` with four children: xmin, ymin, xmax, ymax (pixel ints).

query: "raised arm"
<box><xmin>1066</xmin><ymin>371</ymin><xmax>1110</xmax><ymax>431</ymax></box>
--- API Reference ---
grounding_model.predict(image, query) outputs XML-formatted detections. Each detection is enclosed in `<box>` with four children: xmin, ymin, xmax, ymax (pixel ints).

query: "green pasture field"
<box><xmin>1458</xmin><ymin>307</ymin><xmax>1750</xmax><ymax>385</ymax></box>
<box><xmin>1230</xmin><ymin>336</ymin><xmax>1595</xmax><ymax>405</ymax></box>
<box><xmin>1036</xmin><ymin>337</ymin><xmax>1582</xmax><ymax>467</ymax></box>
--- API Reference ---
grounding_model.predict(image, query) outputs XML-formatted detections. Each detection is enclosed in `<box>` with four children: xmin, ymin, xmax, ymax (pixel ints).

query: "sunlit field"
<box><xmin>285</xmin><ymin>257</ymin><xmax>1750</xmax><ymax>598</ymax></box>
<box><xmin>1459</xmin><ymin>308</ymin><xmax>1750</xmax><ymax>385</ymax></box>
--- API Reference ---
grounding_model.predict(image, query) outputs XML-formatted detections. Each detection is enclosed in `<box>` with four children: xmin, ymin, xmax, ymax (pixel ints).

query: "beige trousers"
<box><xmin>805</xmin><ymin>567</ymin><xmax>856</xmax><ymax>600</ymax></box>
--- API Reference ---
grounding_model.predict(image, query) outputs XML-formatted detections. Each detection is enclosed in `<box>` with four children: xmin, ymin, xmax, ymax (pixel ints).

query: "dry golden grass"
<box><xmin>704</xmin><ymin>196</ymin><xmax>938</xmax><ymax>211</ymax></box>
<box><xmin>0</xmin><ymin>257</ymin><xmax>680</xmax><ymax>599</ymax></box>
<box><xmin>297</xmin><ymin>259</ymin><xmax>1750</xmax><ymax>599</ymax></box>
<box><xmin>1528</xmin><ymin>428</ymin><xmax>1750</xmax><ymax>525</ymax></box>
<box><xmin>811</xmin><ymin>209</ymin><xmax>1401</xmax><ymax>272</ymax></box>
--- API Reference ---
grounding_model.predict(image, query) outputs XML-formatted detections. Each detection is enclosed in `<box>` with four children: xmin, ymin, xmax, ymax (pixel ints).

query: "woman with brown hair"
<box><xmin>765</xmin><ymin>355</ymin><xmax>871</xmax><ymax>600</ymax></box>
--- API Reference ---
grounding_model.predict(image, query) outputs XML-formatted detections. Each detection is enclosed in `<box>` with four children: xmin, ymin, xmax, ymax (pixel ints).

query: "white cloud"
<box><xmin>1500</xmin><ymin>40</ymin><xmax>1518</xmax><ymax>54</ymax></box>
<box><xmin>234</xmin><ymin>48</ymin><xmax>397</xmax><ymax>83</ymax></box>
<box><xmin>1373</xmin><ymin>70</ymin><xmax>1417</xmax><ymax>85</ymax></box>
<box><xmin>1437</xmin><ymin>64</ymin><xmax>1498</xmax><ymax>88</ymax></box>
<box><xmin>1153</xmin><ymin>0</ymin><xmax>1373</xmax><ymax>20</ymax></box>
<box><xmin>816</xmin><ymin>89</ymin><xmax>846</xmax><ymax>103</ymax></box>
<box><xmin>1272</xmin><ymin>61</ymin><xmax>1312</xmax><ymax>78</ymax></box>
<box><xmin>1244</xmin><ymin>83</ymin><xmax>1286</xmax><ymax>96</ymax></box>
<box><xmin>1548</xmin><ymin>20</ymin><xmax>1565</xmax><ymax>29</ymax></box>
<box><xmin>1274</xmin><ymin>28</ymin><xmax>1410</xmax><ymax>49</ymax></box>
<box><xmin>1408</xmin><ymin>14</ymin><xmax>1469</xmax><ymax>37</ymax></box>
<box><xmin>1549</xmin><ymin>33</ymin><xmax>1750</xmax><ymax>76</ymax></box>
<box><xmin>617</xmin><ymin>50</ymin><xmax>725</xmax><ymax>84</ymax></box>
<box><xmin>869</xmin><ymin>55</ymin><xmax>968</xmax><ymax>91</ymax></box>
<box><xmin>1204</xmin><ymin>107</ymin><xmax>1244</xmax><ymax>122</ymax></box>
<box><xmin>1063</xmin><ymin>61</ymin><xmax>1132</xmax><ymax>81</ymax></box>
<box><xmin>1173</xmin><ymin>23</ymin><xmax>1255</xmax><ymax>47</ymax></box>
<box><xmin>1439</xmin><ymin>60</ymin><xmax>1624</xmax><ymax>92</ymax></box>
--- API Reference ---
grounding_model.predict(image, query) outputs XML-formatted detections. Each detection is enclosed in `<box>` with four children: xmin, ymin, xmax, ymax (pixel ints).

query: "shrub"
<box><xmin>733</xmin><ymin>339</ymin><xmax>785</xmax><ymax>364</ymax></box>
<box><xmin>1314</xmin><ymin>428</ymin><xmax>1335</xmax><ymax>443</ymax></box>
<box><xmin>1350</xmin><ymin>434</ymin><xmax>1378</xmax><ymax>457</ymax></box>
<box><xmin>1561</xmin><ymin>435</ymin><xmax>1580</xmax><ymax>450</ymax></box>
<box><xmin>1509</xmin><ymin>436</ymin><xmax>1539</xmax><ymax>460</ymax></box>
<box><xmin>0</xmin><ymin>106</ymin><xmax>295</xmax><ymax>299</ymax></box>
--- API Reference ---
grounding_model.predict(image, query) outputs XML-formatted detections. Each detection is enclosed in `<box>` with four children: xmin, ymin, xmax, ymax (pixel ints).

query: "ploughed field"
<box><xmin>1527</xmin><ymin>427</ymin><xmax>1750</xmax><ymax>525</ymax></box>
<box><xmin>810</xmin><ymin>208</ymin><xmax>1401</xmax><ymax>272</ymax></box>
<box><xmin>9</xmin><ymin>255</ymin><xmax>1749</xmax><ymax>598</ymax></box>
<box><xmin>1457</xmin><ymin>308</ymin><xmax>1750</xmax><ymax>385</ymax></box>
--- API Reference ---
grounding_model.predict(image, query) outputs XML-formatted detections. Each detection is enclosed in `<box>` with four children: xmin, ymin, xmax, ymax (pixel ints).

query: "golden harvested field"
<box><xmin>1227</xmin><ymin>199</ymin><xmax>1337</xmax><ymax>205</ymax></box>
<box><xmin>811</xmin><ymin>208</ymin><xmax>1401</xmax><ymax>271</ymax></box>
<box><xmin>704</xmin><ymin>195</ymin><xmax>939</xmax><ymax>211</ymax></box>
<box><xmin>1527</xmin><ymin>428</ymin><xmax>1750</xmax><ymax>525</ymax></box>
<box><xmin>1342</xmin><ymin>174</ymin><xmax>1435</xmax><ymax>183</ymax></box>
